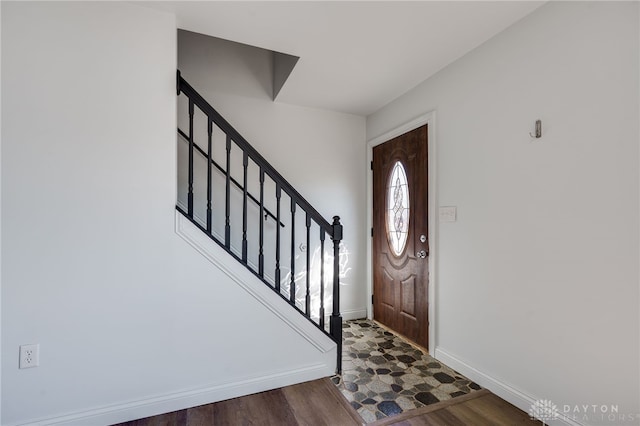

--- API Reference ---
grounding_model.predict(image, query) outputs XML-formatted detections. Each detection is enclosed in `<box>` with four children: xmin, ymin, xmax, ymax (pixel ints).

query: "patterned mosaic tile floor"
<box><xmin>332</xmin><ymin>320</ymin><xmax>481</xmax><ymax>423</ymax></box>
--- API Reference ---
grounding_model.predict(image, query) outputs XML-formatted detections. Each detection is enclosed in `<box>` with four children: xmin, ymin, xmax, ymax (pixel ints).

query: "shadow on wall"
<box><xmin>178</xmin><ymin>29</ymin><xmax>299</xmax><ymax>102</ymax></box>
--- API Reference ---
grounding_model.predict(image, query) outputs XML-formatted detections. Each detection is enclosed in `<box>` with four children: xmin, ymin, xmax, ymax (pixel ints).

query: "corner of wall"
<box><xmin>272</xmin><ymin>52</ymin><xmax>299</xmax><ymax>101</ymax></box>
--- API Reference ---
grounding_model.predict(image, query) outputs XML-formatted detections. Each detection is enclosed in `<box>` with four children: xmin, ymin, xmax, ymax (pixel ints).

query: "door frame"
<box><xmin>366</xmin><ymin>111</ymin><xmax>437</xmax><ymax>352</ymax></box>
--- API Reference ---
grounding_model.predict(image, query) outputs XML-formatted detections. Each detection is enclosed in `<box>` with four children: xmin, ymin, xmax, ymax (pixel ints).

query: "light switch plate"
<box><xmin>439</xmin><ymin>206</ymin><xmax>457</xmax><ymax>223</ymax></box>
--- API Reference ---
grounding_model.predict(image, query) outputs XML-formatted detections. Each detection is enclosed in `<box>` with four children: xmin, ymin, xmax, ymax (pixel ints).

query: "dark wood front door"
<box><xmin>372</xmin><ymin>125</ymin><xmax>429</xmax><ymax>349</ymax></box>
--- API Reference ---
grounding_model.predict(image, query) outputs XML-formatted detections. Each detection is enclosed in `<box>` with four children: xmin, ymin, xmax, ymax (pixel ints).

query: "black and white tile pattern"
<box><xmin>332</xmin><ymin>320</ymin><xmax>481</xmax><ymax>423</ymax></box>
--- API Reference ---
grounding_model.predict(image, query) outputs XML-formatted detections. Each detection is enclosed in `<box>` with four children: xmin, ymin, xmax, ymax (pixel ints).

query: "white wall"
<box><xmin>2</xmin><ymin>3</ymin><xmax>339</xmax><ymax>425</ymax></box>
<box><xmin>368</xmin><ymin>2</ymin><xmax>639</xmax><ymax>424</ymax></box>
<box><xmin>177</xmin><ymin>30</ymin><xmax>367</xmax><ymax>321</ymax></box>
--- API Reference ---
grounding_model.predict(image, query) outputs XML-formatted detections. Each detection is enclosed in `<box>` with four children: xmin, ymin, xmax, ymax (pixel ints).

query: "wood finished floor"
<box><xmin>114</xmin><ymin>379</ymin><xmax>538</xmax><ymax>426</ymax></box>
<box><xmin>369</xmin><ymin>389</ymin><xmax>537</xmax><ymax>426</ymax></box>
<box><xmin>113</xmin><ymin>378</ymin><xmax>361</xmax><ymax>426</ymax></box>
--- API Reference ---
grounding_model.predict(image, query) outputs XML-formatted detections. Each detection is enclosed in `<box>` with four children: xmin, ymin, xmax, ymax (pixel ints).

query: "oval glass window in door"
<box><xmin>386</xmin><ymin>161</ymin><xmax>409</xmax><ymax>256</ymax></box>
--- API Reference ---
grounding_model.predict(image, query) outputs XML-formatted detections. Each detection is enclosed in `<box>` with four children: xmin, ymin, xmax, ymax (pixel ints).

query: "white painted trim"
<box><xmin>434</xmin><ymin>347</ymin><xmax>584</xmax><ymax>426</ymax></box>
<box><xmin>0</xmin><ymin>2</ymin><xmax>3</xmax><ymax>418</ymax></box>
<box><xmin>175</xmin><ymin>212</ymin><xmax>336</xmax><ymax>354</ymax></box>
<box><xmin>175</xmin><ymin>201</ymin><xmax>275</xmax><ymax>285</ymax></box>
<box><xmin>321</xmin><ymin>309</ymin><xmax>366</xmax><ymax>329</ymax></box>
<box><xmin>341</xmin><ymin>308</ymin><xmax>367</xmax><ymax>321</ymax></box>
<box><xmin>0</xmin><ymin>3</ymin><xmax>3</xmax><ymax>420</ymax></box>
<box><xmin>365</xmin><ymin>111</ymin><xmax>438</xmax><ymax>353</ymax></box>
<box><xmin>9</xmin><ymin>363</ymin><xmax>332</xmax><ymax>426</ymax></box>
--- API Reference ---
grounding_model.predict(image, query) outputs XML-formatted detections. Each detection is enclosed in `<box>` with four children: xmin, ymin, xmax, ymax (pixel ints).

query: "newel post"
<box><xmin>330</xmin><ymin>216</ymin><xmax>343</xmax><ymax>373</ymax></box>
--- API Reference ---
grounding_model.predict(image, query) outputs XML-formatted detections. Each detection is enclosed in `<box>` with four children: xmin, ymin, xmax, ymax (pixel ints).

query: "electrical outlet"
<box><xmin>19</xmin><ymin>344</ymin><xmax>39</xmax><ymax>369</ymax></box>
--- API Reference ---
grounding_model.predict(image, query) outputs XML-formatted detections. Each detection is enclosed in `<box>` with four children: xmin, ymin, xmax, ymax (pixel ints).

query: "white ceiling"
<box><xmin>143</xmin><ymin>1</ymin><xmax>545</xmax><ymax>116</ymax></box>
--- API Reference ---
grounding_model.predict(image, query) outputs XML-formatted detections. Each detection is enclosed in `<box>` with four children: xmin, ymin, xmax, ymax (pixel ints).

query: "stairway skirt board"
<box><xmin>175</xmin><ymin>211</ymin><xmax>337</xmax><ymax>355</ymax></box>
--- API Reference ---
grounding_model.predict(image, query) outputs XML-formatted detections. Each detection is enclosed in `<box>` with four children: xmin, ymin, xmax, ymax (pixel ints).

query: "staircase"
<box><xmin>175</xmin><ymin>71</ymin><xmax>343</xmax><ymax>372</ymax></box>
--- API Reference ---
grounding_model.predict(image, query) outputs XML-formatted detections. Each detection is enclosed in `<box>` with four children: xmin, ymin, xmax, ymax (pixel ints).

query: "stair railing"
<box><xmin>176</xmin><ymin>71</ymin><xmax>342</xmax><ymax>372</ymax></box>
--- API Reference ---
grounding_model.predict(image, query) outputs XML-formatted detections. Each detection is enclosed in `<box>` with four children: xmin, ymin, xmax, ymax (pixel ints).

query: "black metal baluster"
<box><xmin>275</xmin><ymin>184</ymin><xmax>281</xmax><ymax>292</ymax></box>
<box><xmin>242</xmin><ymin>152</ymin><xmax>248</xmax><ymax>263</ymax></box>
<box><xmin>305</xmin><ymin>214</ymin><xmax>311</xmax><ymax>316</ymax></box>
<box><xmin>225</xmin><ymin>135</ymin><xmax>231</xmax><ymax>249</ymax></box>
<box><xmin>177</xmin><ymin>128</ymin><xmax>282</xmax><ymax>226</ymax></box>
<box><xmin>187</xmin><ymin>100</ymin><xmax>194</xmax><ymax>217</ymax></box>
<box><xmin>259</xmin><ymin>168</ymin><xmax>265</xmax><ymax>277</ymax></box>
<box><xmin>330</xmin><ymin>216</ymin><xmax>343</xmax><ymax>373</ymax></box>
<box><xmin>206</xmin><ymin>119</ymin><xmax>213</xmax><ymax>233</ymax></box>
<box><xmin>290</xmin><ymin>199</ymin><xmax>296</xmax><ymax>304</ymax></box>
<box><xmin>319</xmin><ymin>228</ymin><xmax>325</xmax><ymax>329</ymax></box>
<box><xmin>177</xmin><ymin>73</ymin><xmax>344</xmax><ymax>373</ymax></box>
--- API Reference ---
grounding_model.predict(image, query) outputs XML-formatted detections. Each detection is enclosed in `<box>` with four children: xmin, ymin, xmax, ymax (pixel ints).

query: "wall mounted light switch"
<box><xmin>439</xmin><ymin>206</ymin><xmax>457</xmax><ymax>223</ymax></box>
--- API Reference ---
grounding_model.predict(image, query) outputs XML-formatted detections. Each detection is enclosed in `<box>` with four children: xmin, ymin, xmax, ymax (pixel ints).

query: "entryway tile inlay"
<box><xmin>332</xmin><ymin>320</ymin><xmax>481</xmax><ymax>423</ymax></box>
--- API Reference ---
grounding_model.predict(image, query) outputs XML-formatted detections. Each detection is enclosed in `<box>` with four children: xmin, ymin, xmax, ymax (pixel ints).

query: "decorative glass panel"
<box><xmin>386</xmin><ymin>161</ymin><xmax>409</xmax><ymax>256</ymax></box>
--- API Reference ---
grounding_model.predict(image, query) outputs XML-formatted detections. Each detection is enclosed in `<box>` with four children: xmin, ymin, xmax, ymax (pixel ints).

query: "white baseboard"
<box><xmin>342</xmin><ymin>309</ymin><xmax>367</xmax><ymax>321</ymax></box>
<box><xmin>10</xmin><ymin>212</ymin><xmax>341</xmax><ymax>426</ymax></box>
<box><xmin>13</xmin><ymin>363</ymin><xmax>332</xmax><ymax>426</ymax></box>
<box><xmin>434</xmin><ymin>347</ymin><xmax>584</xmax><ymax>426</ymax></box>
<box><xmin>321</xmin><ymin>309</ymin><xmax>367</xmax><ymax>329</ymax></box>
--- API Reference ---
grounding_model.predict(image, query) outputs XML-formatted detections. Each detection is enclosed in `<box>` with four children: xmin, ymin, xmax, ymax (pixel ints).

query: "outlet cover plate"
<box><xmin>19</xmin><ymin>344</ymin><xmax>39</xmax><ymax>369</ymax></box>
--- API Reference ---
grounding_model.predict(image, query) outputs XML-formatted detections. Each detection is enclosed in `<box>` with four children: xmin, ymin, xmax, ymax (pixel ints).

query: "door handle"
<box><xmin>417</xmin><ymin>250</ymin><xmax>427</xmax><ymax>259</ymax></box>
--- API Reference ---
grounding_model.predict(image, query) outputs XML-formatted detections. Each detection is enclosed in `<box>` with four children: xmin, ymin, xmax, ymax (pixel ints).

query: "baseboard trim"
<box><xmin>341</xmin><ymin>309</ymin><xmax>367</xmax><ymax>321</ymax></box>
<box><xmin>12</xmin><ymin>363</ymin><xmax>332</xmax><ymax>426</ymax></box>
<box><xmin>321</xmin><ymin>309</ymin><xmax>367</xmax><ymax>330</ymax></box>
<box><xmin>434</xmin><ymin>347</ymin><xmax>584</xmax><ymax>426</ymax></box>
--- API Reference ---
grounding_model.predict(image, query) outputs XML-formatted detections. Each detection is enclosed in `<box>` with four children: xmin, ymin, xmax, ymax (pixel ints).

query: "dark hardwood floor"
<box><xmin>370</xmin><ymin>389</ymin><xmax>536</xmax><ymax>426</ymax></box>
<box><xmin>114</xmin><ymin>379</ymin><xmax>538</xmax><ymax>426</ymax></box>
<box><xmin>113</xmin><ymin>378</ymin><xmax>362</xmax><ymax>426</ymax></box>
